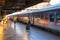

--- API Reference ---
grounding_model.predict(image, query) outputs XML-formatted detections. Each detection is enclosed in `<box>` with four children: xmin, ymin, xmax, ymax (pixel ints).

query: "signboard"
<box><xmin>2</xmin><ymin>10</ymin><xmax>16</xmax><ymax>12</ymax></box>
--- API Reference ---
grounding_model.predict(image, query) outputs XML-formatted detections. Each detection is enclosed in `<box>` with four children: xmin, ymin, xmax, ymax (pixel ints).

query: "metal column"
<box><xmin>44</xmin><ymin>14</ymin><xmax>45</xmax><ymax>19</ymax></box>
<box><xmin>32</xmin><ymin>14</ymin><xmax>34</xmax><ymax>24</ymax></box>
<box><xmin>54</xmin><ymin>12</ymin><xmax>57</xmax><ymax>25</ymax></box>
<box><xmin>48</xmin><ymin>13</ymin><xmax>50</xmax><ymax>22</ymax></box>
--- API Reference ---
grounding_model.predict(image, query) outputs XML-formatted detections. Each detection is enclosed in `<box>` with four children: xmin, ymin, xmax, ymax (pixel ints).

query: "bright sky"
<box><xmin>49</xmin><ymin>0</ymin><xmax>60</xmax><ymax>5</ymax></box>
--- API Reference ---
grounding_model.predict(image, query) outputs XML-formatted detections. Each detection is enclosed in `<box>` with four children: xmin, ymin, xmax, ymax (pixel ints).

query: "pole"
<box><xmin>54</xmin><ymin>12</ymin><xmax>57</xmax><ymax>25</ymax></box>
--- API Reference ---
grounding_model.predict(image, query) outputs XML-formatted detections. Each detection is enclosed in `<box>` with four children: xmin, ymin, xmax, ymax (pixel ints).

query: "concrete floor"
<box><xmin>4</xmin><ymin>21</ymin><xmax>60</xmax><ymax>40</ymax></box>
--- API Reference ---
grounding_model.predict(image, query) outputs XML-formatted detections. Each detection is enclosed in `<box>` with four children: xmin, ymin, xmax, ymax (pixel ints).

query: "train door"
<box><xmin>49</xmin><ymin>12</ymin><xmax>57</xmax><ymax>25</ymax></box>
<box><xmin>49</xmin><ymin>13</ymin><xmax>54</xmax><ymax>22</ymax></box>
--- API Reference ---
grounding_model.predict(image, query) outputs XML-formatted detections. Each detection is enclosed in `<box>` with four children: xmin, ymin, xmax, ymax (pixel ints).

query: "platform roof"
<box><xmin>6</xmin><ymin>3</ymin><xmax>60</xmax><ymax>17</ymax></box>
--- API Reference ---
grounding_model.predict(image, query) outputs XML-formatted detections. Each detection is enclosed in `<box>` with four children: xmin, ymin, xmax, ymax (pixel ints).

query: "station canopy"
<box><xmin>6</xmin><ymin>2</ymin><xmax>49</xmax><ymax>16</ymax></box>
<box><xmin>25</xmin><ymin>2</ymin><xmax>49</xmax><ymax>9</ymax></box>
<box><xmin>6</xmin><ymin>2</ymin><xmax>60</xmax><ymax>17</ymax></box>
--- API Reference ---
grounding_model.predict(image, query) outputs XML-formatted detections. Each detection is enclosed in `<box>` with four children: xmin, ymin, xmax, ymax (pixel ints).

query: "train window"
<box><xmin>40</xmin><ymin>14</ymin><xmax>44</xmax><ymax>19</ymax></box>
<box><xmin>34</xmin><ymin>15</ymin><xmax>41</xmax><ymax>25</ymax></box>
<box><xmin>45</xmin><ymin>14</ymin><xmax>48</xmax><ymax>20</ymax></box>
<box><xmin>57</xmin><ymin>14</ymin><xmax>60</xmax><ymax>23</ymax></box>
<box><xmin>50</xmin><ymin>14</ymin><xmax>54</xmax><ymax>22</ymax></box>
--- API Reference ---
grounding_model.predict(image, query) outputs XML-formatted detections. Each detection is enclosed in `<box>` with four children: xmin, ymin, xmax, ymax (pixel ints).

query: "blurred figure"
<box><xmin>26</xmin><ymin>20</ymin><xmax>31</xmax><ymax>40</ymax></box>
<box><xmin>26</xmin><ymin>21</ymin><xmax>31</xmax><ymax>30</ymax></box>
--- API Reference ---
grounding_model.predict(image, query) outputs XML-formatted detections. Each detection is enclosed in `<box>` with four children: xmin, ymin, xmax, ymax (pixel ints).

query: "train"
<box><xmin>6</xmin><ymin>4</ymin><xmax>60</xmax><ymax>35</ymax></box>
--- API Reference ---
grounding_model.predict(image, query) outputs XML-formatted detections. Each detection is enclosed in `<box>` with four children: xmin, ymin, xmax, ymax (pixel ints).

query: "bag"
<box><xmin>26</xmin><ymin>25</ymin><xmax>30</xmax><ymax>30</ymax></box>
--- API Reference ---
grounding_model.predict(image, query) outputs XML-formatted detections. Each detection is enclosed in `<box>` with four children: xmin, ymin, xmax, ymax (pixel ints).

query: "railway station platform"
<box><xmin>0</xmin><ymin>20</ymin><xmax>60</xmax><ymax>40</ymax></box>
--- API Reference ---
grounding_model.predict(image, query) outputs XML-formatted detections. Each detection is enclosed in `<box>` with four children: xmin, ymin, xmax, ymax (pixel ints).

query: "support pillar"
<box><xmin>54</xmin><ymin>12</ymin><xmax>57</xmax><ymax>25</ymax></box>
<box><xmin>48</xmin><ymin>13</ymin><xmax>50</xmax><ymax>22</ymax></box>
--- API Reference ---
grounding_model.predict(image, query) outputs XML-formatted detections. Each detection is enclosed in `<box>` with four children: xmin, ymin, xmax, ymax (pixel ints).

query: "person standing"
<box><xmin>26</xmin><ymin>21</ymin><xmax>31</xmax><ymax>30</ymax></box>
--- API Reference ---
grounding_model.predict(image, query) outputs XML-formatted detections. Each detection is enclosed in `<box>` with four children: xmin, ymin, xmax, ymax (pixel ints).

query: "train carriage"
<box><xmin>6</xmin><ymin>4</ymin><xmax>60</xmax><ymax>35</ymax></box>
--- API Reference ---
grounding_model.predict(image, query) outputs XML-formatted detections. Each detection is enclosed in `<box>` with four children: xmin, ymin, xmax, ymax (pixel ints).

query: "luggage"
<box><xmin>26</xmin><ymin>21</ymin><xmax>31</xmax><ymax>30</ymax></box>
<box><xmin>26</xmin><ymin>25</ymin><xmax>30</xmax><ymax>30</ymax></box>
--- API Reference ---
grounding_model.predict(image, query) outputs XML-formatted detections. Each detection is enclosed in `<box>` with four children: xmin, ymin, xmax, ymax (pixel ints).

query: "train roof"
<box><xmin>6</xmin><ymin>4</ymin><xmax>60</xmax><ymax>17</ymax></box>
<box><xmin>39</xmin><ymin>4</ymin><xmax>60</xmax><ymax>11</ymax></box>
